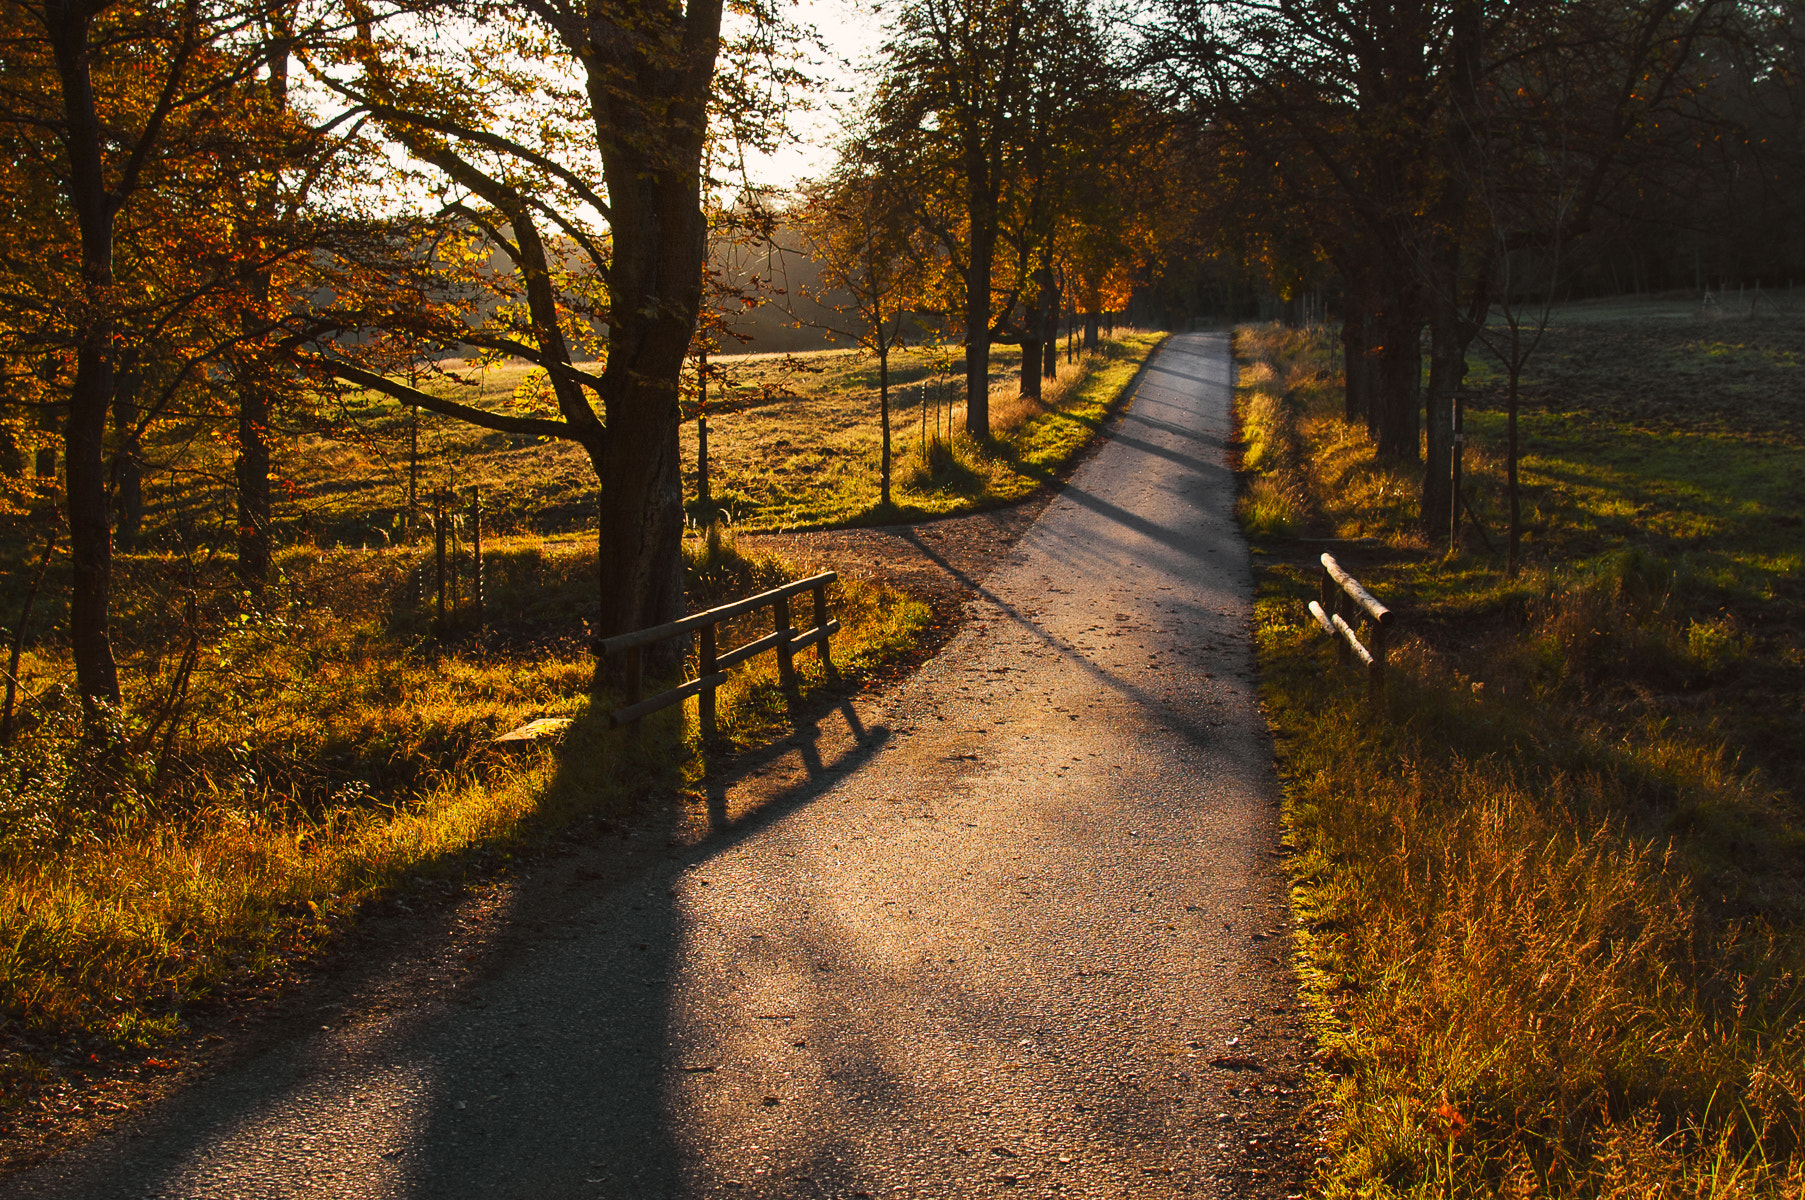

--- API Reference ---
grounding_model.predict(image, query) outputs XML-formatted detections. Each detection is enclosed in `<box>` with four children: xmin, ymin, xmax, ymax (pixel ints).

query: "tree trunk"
<box><xmin>1420</xmin><ymin>0</ymin><xmax>1481</xmax><ymax>536</ymax></box>
<box><xmin>877</xmin><ymin>347</ymin><xmax>891</xmax><ymax>508</ymax></box>
<box><xmin>964</xmin><ymin>223</ymin><xmax>995</xmax><ymax>437</ymax></box>
<box><xmin>591</xmin><ymin>163</ymin><xmax>707</xmax><ymax>674</ymax></box>
<box><xmin>236</xmin><ymin>35</ymin><xmax>289</xmax><ymax>585</ymax></box>
<box><xmin>1342</xmin><ymin>307</ymin><xmax>1372</xmax><ymax>427</ymax></box>
<box><xmin>1041</xmin><ymin>273</ymin><xmax>1059</xmax><ymax>379</ymax></box>
<box><xmin>577</xmin><ymin>0</ymin><xmax>722</xmax><ymax>679</ymax></box>
<box><xmin>1083</xmin><ymin>310</ymin><xmax>1099</xmax><ymax>351</ymax></box>
<box><xmin>1020</xmin><ymin>338</ymin><xmax>1041</xmax><ymax>398</ymax></box>
<box><xmin>1507</xmin><ymin>361</ymin><xmax>1521</xmax><ymax>576</ymax></box>
<box><xmin>1423</xmin><ymin>252</ymin><xmax>1463</xmax><ymax>536</ymax></box>
<box><xmin>1370</xmin><ymin>273</ymin><xmax>1421</xmax><ymax>462</ymax></box>
<box><xmin>50</xmin><ymin>1</ymin><xmax>122</xmax><ymax>711</ymax></box>
<box><xmin>697</xmin><ymin>415</ymin><xmax>710</xmax><ymax>506</ymax></box>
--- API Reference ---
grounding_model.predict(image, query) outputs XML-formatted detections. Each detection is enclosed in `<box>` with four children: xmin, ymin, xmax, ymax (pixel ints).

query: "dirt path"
<box><xmin>1</xmin><ymin>332</ymin><xmax>1310</xmax><ymax>1199</ymax></box>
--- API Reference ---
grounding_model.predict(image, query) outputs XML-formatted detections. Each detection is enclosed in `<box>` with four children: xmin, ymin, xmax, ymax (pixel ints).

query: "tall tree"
<box><xmin>1146</xmin><ymin>0</ymin><xmax>1734</xmax><ymax>534</ymax></box>
<box><xmin>0</xmin><ymin>0</ymin><xmax>320</xmax><ymax>710</ymax></box>
<box><xmin>319</xmin><ymin>0</ymin><xmax>805</xmax><ymax>667</ymax></box>
<box><xmin>864</xmin><ymin>0</ymin><xmax>1104</xmax><ymax>436</ymax></box>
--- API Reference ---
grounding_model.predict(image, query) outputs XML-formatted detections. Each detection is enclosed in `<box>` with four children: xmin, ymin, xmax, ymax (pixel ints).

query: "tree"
<box><xmin>864</xmin><ymin>0</ymin><xmax>1104</xmax><ymax>436</ymax></box>
<box><xmin>1146</xmin><ymin>0</ymin><xmax>1735</xmax><ymax>535</ymax></box>
<box><xmin>316</xmin><ymin>0</ymin><xmax>806</xmax><ymax>668</ymax></box>
<box><xmin>0</xmin><ymin>0</ymin><xmax>330</xmax><ymax>711</ymax></box>
<box><xmin>791</xmin><ymin>166</ymin><xmax>932</xmax><ymax>509</ymax></box>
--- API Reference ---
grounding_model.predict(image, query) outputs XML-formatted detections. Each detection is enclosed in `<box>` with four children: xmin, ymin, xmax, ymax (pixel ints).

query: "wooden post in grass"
<box><xmin>1321</xmin><ymin>565</ymin><xmax>1348</xmax><ymax>664</ymax></box>
<box><xmin>812</xmin><ymin>582</ymin><xmax>834</xmax><ymax>676</ymax></box>
<box><xmin>448</xmin><ymin>491</ymin><xmax>460</xmax><ymax>624</ymax></box>
<box><xmin>699</xmin><ymin>624</ymin><xmax>718</xmax><ymax>742</ymax></box>
<box><xmin>1450</xmin><ymin>392</ymin><xmax>1465</xmax><ymax>553</ymax></box>
<box><xmin>773</xmin><ymin>591</ymin><xmax>798</xmax><ymax>694</ymax></box>
<box><xmin>470</xmin><ymin>487</ymin><xmax>484</xmax><ymax>626</ymax></box>
<box><xmin>1369</xmin><ymin>617</ymin><xmax>1388</xmax><ymax>701</ymax></box>
<box><xmin>434</xmin><ymin>493</ymin><xmax>447</xmax><ymax>634</ymax></box>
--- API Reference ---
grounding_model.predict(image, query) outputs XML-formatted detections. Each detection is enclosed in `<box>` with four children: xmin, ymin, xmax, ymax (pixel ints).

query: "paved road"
<box><xmin>3</xmin><ymin>331</ymin><xmax>1306</xmax><ymax>1198</ymax></box>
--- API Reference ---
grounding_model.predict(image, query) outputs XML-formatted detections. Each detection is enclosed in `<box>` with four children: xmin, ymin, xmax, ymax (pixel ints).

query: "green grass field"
<box><xmin>123</xmin><ymin>333</ymin><xmax>1160</xmax><ymax>548</ymax></box>
<box><xmin>1237</xmin><ymin>304</ymin><xmax>1805</xmax><ymax>1197</ymax></box>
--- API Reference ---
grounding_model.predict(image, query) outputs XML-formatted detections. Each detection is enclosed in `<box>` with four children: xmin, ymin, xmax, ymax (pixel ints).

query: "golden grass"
<box><xmin>118</xmin><ymin>334</ymin><xmax>1162</xmax><ymax>547</ymax></box>
<box><xmin>1236</xmin><ymin>321</ymin><xmax>1805</xmax><ymax>1197</ymax></box>
<box><xmin>0</xmin><ymin>534</ymin><xmax>928</xmax><ymax>1101</ymax></box>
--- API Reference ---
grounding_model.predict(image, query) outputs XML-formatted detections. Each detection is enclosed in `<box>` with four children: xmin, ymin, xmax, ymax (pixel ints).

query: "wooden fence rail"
<box><xmin>596</xmin><ymin>571</ymin><xmax>839</xmax><ymax>735</ymax></box>
<box><xmin>1307</xmin><ymin>553</ymin><xmax>1394</xmax><ymax>697</ymax></box>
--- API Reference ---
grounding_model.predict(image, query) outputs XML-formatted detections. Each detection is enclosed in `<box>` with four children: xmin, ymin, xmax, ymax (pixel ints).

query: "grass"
<box><xmin>0</xmin><ymin>528</ymin><xmax>929</xmax><ymax>1114</ymax></box>
<box><xmin>122</xmin><ymin>332</ymin><xmax>1162</xmax><ymax>548</ymax></box>
<box><xmin>0</xmin><ymin>328</ymin><xmax>1156</xmax><ymax>1121</ymax></box>
<box><xmin>1235</xmin><ymin>309</ymin><xmax>1805</xmax><ymax>1196</ymax></box>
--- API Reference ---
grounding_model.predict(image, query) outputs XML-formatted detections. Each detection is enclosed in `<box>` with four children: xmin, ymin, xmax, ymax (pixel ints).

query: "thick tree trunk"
<box><xmin>50</xmin><ymin>2</ymin><xmax>121</xmax><ymax>710</ymax></box>
<box><xmin>1371</xmin><ymin>274</ymin><xmax>1421</xmax><ymax>462</ymax></box>
<box><xmin>1020</xmin><ymin>339</ymin><xmax>1042</xmax><ymax>398</ymax></box>
<box><xmin>1341</xmin><ymin>308</ymin><xmax>1373</xmax><ymax>428</ymax></box>
<box><xmin>576</xmin><ymin>0</ymin><xmax>722</xmax><ymax>680</ymax></box>
<box><xmin>1083</xmin><ymin>310</ymin><xmax>1099</xmax><ymax>351</ymax></box>
<box><xmin>964</xmin><ymin>227</ymin><xmax>994</xmax><ymax>437</ymax></box>
<box><xmin>592</xmin><ymin>168</ymin><xmax>707</xmax><ymax>673</ymax></box>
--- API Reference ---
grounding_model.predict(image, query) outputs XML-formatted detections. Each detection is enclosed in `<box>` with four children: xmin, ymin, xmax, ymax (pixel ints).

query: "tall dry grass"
<box><xmin>1237</xmin><ymin>322</ymin><xmax>1805</xmax><ymax>1197</ymax></box>
<box><xmin>893</xmin><ymin>332</ymin><xmax>1162</xmax><ymax>504</ymax></box>
<box><xmin>0</xmin><ymin>532</ymin><xmax>928</xmax><ymax>1101</ymax></box>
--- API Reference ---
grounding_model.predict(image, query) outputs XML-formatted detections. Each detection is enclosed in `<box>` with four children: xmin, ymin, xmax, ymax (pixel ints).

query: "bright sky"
<box><xmin>738</xmin><ymin>0</ymin><xmax>888</xmax><ymax>191</ymax></box>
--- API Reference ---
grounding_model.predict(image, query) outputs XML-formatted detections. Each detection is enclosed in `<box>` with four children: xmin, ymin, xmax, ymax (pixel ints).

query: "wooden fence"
<box><xmin>1307</xmin><ymin>553</ymin><xmax>1393</xmax><ymax>697</ymax></box>
<box><xmin>596</xmin><ymin>571</ymin><xmax>839</xmax><ymax>735</ymax></box>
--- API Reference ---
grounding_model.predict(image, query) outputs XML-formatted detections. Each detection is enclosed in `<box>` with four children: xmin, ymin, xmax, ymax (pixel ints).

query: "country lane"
<box><xmin>1</xmin><ymin>330</ymin><xmax>1310</xmax><ymax>1198</ymax></box>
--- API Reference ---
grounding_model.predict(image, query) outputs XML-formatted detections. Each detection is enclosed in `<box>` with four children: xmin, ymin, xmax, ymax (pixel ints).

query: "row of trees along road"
<box><xmin>1140</xmin><ymin>0</ymin><xmax>1771</xmax><ymax>539</ymax></box>
<box><xmin>0</xmin><ymin>0</ymin><xmax>809</xmax><ymax>713</ymax></box>
<box><xmin>15</xmin><ymin>0</ymin><xmax>1784</xmax><ymax>721</ymax></box>
<box><xmin>828</xmin><ymin>0</ymin><xmax>1155</xmax><ymax>444</ymax></box>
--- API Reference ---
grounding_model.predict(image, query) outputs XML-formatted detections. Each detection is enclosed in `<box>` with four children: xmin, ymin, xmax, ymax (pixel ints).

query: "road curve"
<box><xmin>2</xmin><ymin>331</ymin><xmax>1307</xmax><ymax>1198</ymax></box>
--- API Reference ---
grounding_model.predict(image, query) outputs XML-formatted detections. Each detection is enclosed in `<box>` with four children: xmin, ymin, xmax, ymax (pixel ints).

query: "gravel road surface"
<box><xmin>2</xmin><ymin>330</ymin><xmax>1309</xmax><ymax>1198</ymax></box>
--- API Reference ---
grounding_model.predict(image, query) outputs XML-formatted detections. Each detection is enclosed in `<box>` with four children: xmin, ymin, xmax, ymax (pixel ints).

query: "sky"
<box><xmin>737</xmin><ymin>0</ymin><xmax>889</xmax><ymax>191</ymax></box>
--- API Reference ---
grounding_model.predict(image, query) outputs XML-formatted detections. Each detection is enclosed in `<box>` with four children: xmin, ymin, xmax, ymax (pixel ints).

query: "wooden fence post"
<box><xmin>448</xmin><ymin>491</ymin><xmax>460</xmax><ymax>623</ymax></box>
<box><xmin>812</xmin><ymin>583</ymin><xmax>833</xmax><ymax>675</ymax></box>
<box><xmin>699</xmin><ymin>624</ymin><xmax>718</xmax><ymax>742</ymax></box>
<box><xmin>470</xmin><ymin>486</ymin><xmax>484</xmax><ymax>626</ymax></box>
<box><xmin>434</xmin><ymin>493</ymin><xmax>447</xmax><ymax>634</ymax></box>
<box><xmin>1323</xmin><ymin>564</ymin><xmax>1348</xmax><ymax>663</ymax></box>
<box><xmin>773</xmin><ymin>592</ymin><xmax>797</xmax><ymax>693</ymax></box>
<box><xmin>1369</xmin><ymin>620</ymin><xmax>1388</xmax><ymax>700</ymax></box>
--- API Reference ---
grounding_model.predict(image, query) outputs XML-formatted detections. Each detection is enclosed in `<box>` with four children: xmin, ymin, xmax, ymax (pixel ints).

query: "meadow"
<box><xmin>122</xmin><ymin>333</ymin><xmax>1162</xmax><ymax>548</ymax></box>
<box><xmin>0</xmin><ymin>330</ymin><xmax>1159</xmax><ymax>1124</ymax></box>
<box><xmin>1236</xmin><ymin>299</ymin><xmax>1805</xmax><ymax>1197</ymax></box>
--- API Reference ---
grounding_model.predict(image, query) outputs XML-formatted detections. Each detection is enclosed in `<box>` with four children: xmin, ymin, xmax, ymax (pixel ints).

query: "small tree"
<box><xmin>791</xmin><ymin>168</ymin><xmax>929</xmax><ymax>511</ymax></box>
